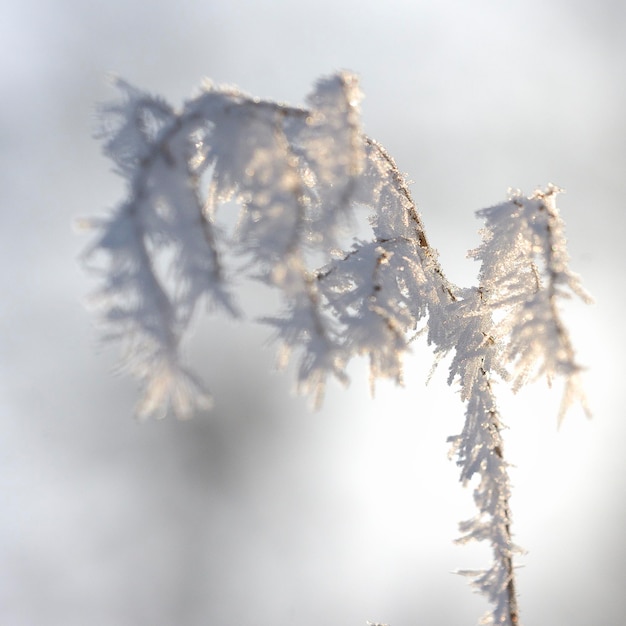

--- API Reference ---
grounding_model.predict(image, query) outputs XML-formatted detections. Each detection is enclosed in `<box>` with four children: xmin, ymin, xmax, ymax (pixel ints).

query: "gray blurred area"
<box><xmin>1</xmin><ymin>0</ymin><xmax>624</xmax><ymax>624</ymax></box>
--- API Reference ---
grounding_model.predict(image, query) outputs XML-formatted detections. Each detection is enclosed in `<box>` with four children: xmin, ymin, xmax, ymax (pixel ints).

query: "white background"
<box><xmin>1</xmin><ymin>1</ymin><xmax>623</xmax><ymax>624</ymax></box>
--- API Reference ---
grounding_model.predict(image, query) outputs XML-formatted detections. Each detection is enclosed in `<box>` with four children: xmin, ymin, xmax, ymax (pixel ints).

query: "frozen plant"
<box><xmin>83</xmin><ymin>72</ymin><xmax>592</xmax><ymax>626</ymax></box>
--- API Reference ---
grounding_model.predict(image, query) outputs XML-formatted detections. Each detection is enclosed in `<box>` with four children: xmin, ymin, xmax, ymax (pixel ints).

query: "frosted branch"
<box><xmin>85</xmin><ymin>72</ymin><xmax>592</xmax><ymax>626</ymax></box>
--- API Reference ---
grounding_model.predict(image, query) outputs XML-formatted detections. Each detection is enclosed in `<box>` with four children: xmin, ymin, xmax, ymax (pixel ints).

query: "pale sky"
<box><xmin>1</xmin><ymin>1</ymin><xmax>624</xmax><ymax>624</ymax></box>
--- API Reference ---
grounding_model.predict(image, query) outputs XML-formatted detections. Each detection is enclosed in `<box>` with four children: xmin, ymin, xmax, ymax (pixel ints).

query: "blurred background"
<box><xmin>1</xmin><ymin>0</ymin><xmax>623</xmax><ymax>624</ymax></box>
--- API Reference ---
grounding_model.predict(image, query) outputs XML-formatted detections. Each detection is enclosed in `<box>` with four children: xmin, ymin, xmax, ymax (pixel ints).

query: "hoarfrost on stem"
<box><xmin>84</xmin><ymin>71</ymin><xmax>591</xmax><ymax>626</ymax></box>
<box><xmin>469</xmin><ymin>186</ymin><xmax>593</xmax><ymax>419</ymax></box>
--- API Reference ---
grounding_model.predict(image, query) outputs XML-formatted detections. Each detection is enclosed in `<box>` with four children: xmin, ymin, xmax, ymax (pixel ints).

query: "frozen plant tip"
<box><xmin>83</xmin><ymin>72</ymin><xmax>592</xmax><ymax>625</ymax></box>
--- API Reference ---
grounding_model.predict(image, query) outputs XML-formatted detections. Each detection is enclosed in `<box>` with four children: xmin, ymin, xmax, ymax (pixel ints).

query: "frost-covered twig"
<box><xmin>444</xmin><ymin>186</ymin><xmax>592</xmax><ymax>624</ymax></box>
<box><xmin>446</xmin><ymin>287</ymin><xmax>521</xmax><ymax>625</ymax></box>
<box><xmin>469</xmin><ymin>186</ymin><xmax>593</xmax><ymax>420</ymax></box>
<box><xmin>84</xmin><ymin>72</ymin><xmax>591</xmax><ymax>626</ymax></box>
